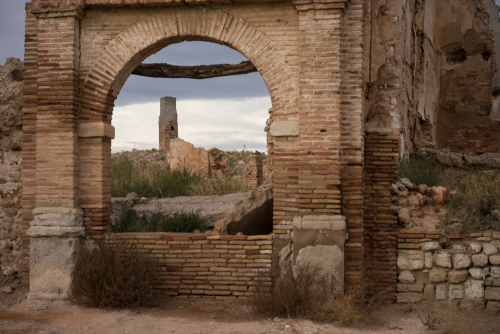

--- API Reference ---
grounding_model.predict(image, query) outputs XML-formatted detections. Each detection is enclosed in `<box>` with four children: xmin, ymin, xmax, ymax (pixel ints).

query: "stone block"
<box><xmin>490</xmin><ymin>254</ymin><xmax>500</xmax><ymax>265</ymax></box>
<box><xmin>485</xmin><ymin>287</ymin><xmax>500</xmax><ymax>301</ymax></box>
<box><xmin>448</xmin><ymin>270</ymin><xmax>468</xmax><ymax>284</ymax></box>
<box><xmin>421</xmin><ymin>241</ymin><xmax>440</xmax><ymax>251</ymax></box>
<box><xmin>435</xmin><ymin>252</ymin><xmax>452</xmax><ymax>268</ymax></box>
<box><xmin>295</xmin><ymin>245</ymin><xmax>344</xmax><ymax>294</ymax></box>
<box><xmin>78</xmin><ymin>122</ymin><xmax>115</xmax><ymax>139</ymax></box>
<box><xmin>467</xmin><ymin>242</ymin><xmax>482</xmax><ymax>254</ymax></box>
<box><xmin>30</xmin><ymin>237</ymin><xmax>81</xmax><ymax>299</ymax></box>
<box><xmin>424</xmin><ymin>252</ymin><xmax>434</xmax><ymax>269</ymax></box>
<box><xmin>398</xmin><ymin>270</ymin><xmax>415</xmax><ymax>284</ymax></box>
<box><xmin>472</xmin><ymin>254</ymin><xmax>489</xmax><ymax>267</ymax></box>
<box><xmin>485</xmin><ymin>278</ymin><xmax>500</xmax><ymax>287</ymax></box>
<box><xmin>452</xmin><ymin>254</ymin><xmax>471</xmax><ymax>269</ymax></box>
<box><xmin>464</xmin><ymin>280</ymin><xmax>484</xmax><ymax>298</ymax></box>
<box><xmin>491</xmin><ymin>266</ymin><xmax>500</xmax><ymax>279</ymax></box>
<box><xmin>449</xmin><ymin>285</ymin><xmax>463</xmax><ymax>300</ymax></box>
<box><xmin>486</xmin><ymin>301</ymin><xmax>500</xmax><ymax>314</ymax></box>
<box><xmin>397</xmin><ymin>284</ymin><xmax>408</xmax><ymax>292</ymax></box>
<box><xmin>423</xmin><ymin>285</ymin><xmax>434</xmax><ymax>300</ymax></box>
<box><xmin>398</xmin><ymin>250</ymin><xmax>424</xmax><ymax>270</ymax></box>
<box><xmin>436</xmin><ymin>284</ymin><xmax>448</xmax><ymax>300</ymax></box>
<box><xmin>396</xmin><ymin>293</ymin><xmax>423</xmax><ymax>303</ymax></box>
<box><xmin>459</xmin><ymin>298</ymin><xmax>485</xmax><ymax>311</ymax></box>
<box><xmin>31</xmin><ymin>207</ymin><xmax>83</xmax><ymax>227</ymax></box>
<box><xmin>468</xmin><ymin>268</ymin><xmax>485</xmax><ymax>280</ymax></box>
<box><xmin>429</xmin><ymin>269</ymin><xmax>448</xmax><ymax>283</ymax></box>
<box><xmin>408</xmin><ymin>284</ymin><xmax>424</xmax><ymax>292</ymax></box>
<box><xmin>483</xmin><ymin>243</ymin><xmax>498</xmax><ymax>255</ymax></box>
<box><xmin>270</xmin><ymin>121</ymin><xmax>299</xmax><ymax>137</ymax></box>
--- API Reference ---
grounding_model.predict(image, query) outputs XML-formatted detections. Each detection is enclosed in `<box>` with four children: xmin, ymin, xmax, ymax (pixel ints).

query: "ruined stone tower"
<box><xmin>159</xmin><ymin>96</ymin><xmax>178</xmax><ymax>152</ymax></box>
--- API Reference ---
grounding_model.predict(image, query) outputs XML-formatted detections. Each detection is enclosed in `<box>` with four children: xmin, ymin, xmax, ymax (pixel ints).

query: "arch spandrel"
<box><xmin>79</xmin><ymin>7</ymin><xmax>299</xmax><ymax>123</ymax></box>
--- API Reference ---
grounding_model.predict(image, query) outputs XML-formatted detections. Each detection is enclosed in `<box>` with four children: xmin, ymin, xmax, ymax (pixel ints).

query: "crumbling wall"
<box><xmin>366</xmin><ymin>0</ymin><xmax>500</xmax><ymax>158</ymax></box>
<box><xmin>435</xmin><ymin>0</ymin><xmax>500</xmax><ymax>154</ymax></box>
<box><xmin>0</xmin><ymin>58</ymin><xmax>23</xmax><ymax>288</ymax></box>
<box><xmin>242</xmin><ymin>152</ymin><xmax>263</xmax><ymax>191</ymax></box>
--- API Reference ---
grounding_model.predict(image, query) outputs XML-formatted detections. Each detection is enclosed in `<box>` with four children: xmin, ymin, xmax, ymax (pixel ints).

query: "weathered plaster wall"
<box><xmin>0</xmin><ymin>58</ymin><xmax>23</xmax><ymax>287</ymax></box>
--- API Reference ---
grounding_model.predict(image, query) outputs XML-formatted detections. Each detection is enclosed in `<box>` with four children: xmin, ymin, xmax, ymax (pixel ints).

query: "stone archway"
<box><xmin>23</xmin><ymin>0</ymin><xmax>364</xmax><ymax>299</ymax></box>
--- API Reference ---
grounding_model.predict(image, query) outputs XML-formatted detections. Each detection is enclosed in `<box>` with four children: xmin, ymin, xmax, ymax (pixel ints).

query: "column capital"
<box><xmin>32</xmin><ymin>5</ymin><xmax>85</xmax><ymax>20</ymax></box>
<box><xmin>292</xmin><ymin>0</ymin><xmax>350</xmax><ymax>11</ymax></box>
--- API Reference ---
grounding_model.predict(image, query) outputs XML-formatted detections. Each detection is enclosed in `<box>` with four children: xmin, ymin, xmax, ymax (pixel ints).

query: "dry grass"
<box><xmin>252</xmin><ymin>263</ymin><xmax>384</xmax><ymax>326</ymax></box>
<box><xmin>112</xmin><ymin>156</ymin><xmax>248</xmax><ymax>198</ymax></box>
<box><xmin>69</xmin><ymin>241</ymin><xmax>157</xmax><ymax>308</ymax></box>
<box><xmin>187</xmin><ymin>174</ymin><xmax>248</xmax><ymax>196</ymax></box>
<box><xmin>441</xmin><ymin>172</ymin><xmax>500</xmax><ymax>232</ymax></box>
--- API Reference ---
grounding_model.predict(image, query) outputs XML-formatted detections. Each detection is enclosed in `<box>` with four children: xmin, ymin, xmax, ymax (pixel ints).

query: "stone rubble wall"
<box><xmin>0</xmin><ymin>58</ymin><xmax>23</xmax><ymax>289</ymax></box>
<box><xmin>397</xmin><ymin>230</ymin><xmax>500</xmax><ymax>313</ymax></box>
<box><xmin>107</xmin><ymin>233</ymin><xmax>272</xmax><ymax>298</ymax></box>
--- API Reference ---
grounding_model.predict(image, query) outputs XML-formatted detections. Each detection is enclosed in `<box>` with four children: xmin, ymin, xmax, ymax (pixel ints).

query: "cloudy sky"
<box><xmin>2</xmin><ymin>1</ymin><xmax>500</xmax><ymax>152</ymax></box>
<box><xmin>0</xmin><ymin>1</ymin><xmax>271</xmax><ymax>152</ymax></box>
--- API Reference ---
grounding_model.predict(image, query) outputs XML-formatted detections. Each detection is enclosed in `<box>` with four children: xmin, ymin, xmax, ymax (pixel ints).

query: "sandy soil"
<box><xmin>0</xmin><ymin>289</ymin><xmax>499</xmax><ymax>334</ymax></box>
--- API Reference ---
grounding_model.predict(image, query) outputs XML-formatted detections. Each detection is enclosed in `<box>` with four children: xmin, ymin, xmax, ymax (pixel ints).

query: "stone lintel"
<box><xmin>78</xmin><ymin>122</ymin><xmax>115</xmax><ymax>139</ymax></box>
<box><xmin>293</xmin><ymin>215</ymin><xmax>346</xmax><ymax>230</ymax></box>
<box><xmin>270</xmin><ymin>121</ymin><xmax>299</xmax><ymax>137</ymax></box>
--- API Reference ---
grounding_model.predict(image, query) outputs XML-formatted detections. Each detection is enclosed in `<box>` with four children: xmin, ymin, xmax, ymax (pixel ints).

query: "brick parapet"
<box><xmin>107</xmin><ymin>233</ymin><xmax>272</xmax><ymax>298</ymax></box>
<box><xmin>363</xmin><ymin>132</ymin><xmax>399</xmax><ymax>300</ymax></box>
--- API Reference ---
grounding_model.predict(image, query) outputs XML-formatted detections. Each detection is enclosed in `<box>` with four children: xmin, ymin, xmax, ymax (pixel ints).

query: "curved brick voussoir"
<box><xmin>80</xmin><ymin>7</ymin><xmax>296</xmax><ymax>121</ymax></box>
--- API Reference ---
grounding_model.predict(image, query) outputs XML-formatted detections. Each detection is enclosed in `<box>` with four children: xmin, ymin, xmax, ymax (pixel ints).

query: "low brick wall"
<box><xmin>107</xmin><ymin>233</ymin><xmax>272</xmax><ymax>298</ymax></box>
<box><xmin>397</xmin><ymin>229</ymin><xmax>500</xmax><ymax>312</ymax></box>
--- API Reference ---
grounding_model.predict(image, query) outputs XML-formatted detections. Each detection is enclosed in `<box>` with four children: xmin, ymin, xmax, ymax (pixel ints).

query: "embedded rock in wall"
<box><xmin>0</xmin><ymin>58</ymin><xmax>23</xmax><ymax>287</ymax></box>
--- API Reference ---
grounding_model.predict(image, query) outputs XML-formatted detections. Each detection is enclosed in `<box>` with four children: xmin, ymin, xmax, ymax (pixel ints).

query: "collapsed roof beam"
<box><xmin>132</xmin><ymin>60</ymin><xmax>257</xmax><ymax>79</ymax></box>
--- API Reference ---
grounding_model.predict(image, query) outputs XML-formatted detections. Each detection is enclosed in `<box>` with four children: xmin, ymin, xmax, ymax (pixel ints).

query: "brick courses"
<box><xmin>363</xmin><ymin>132</ymin><xmax>399</xmax><ymax>299</ymax></box>
<box><xmin>107</xmin><ymin>233</ymin><xmax>272</xmax><ymax>298</ymax></box>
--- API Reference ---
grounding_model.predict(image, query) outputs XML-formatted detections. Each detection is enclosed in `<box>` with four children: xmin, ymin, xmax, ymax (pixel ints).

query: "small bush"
<box><xmin>253</xmin><ymin>264</ymin><xmax>382</xmax><ymax>326</ymax></box>
<box><xmin>399</xmin><ymin>150</ymin><xmax>441</xmax><ymax>186</ymax></box>
<box><xmin>112</xmin><ymin>210</ymin><xmax>207</xmax><ymax>233</ymax></box>
<box><xmin>441</xmin><ymin>172</ymin><xmax>500</xmax><ymax>232</ymax></box>
<box><xmin>69</xmin><ymin>241</ymin><xmax>157</xmax><ymax>308</ymax></box>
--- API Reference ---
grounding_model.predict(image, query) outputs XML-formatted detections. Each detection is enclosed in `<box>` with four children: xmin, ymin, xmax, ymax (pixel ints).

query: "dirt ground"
<box><xmin>0</xmin><ymin>288</ymin><xmax>499</xmax><ymax>334</ymax></box>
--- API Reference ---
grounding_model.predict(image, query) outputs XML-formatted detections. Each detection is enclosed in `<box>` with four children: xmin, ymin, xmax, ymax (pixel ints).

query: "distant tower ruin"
<box><xmin>159</xmin><ymin>96</ymin><xmax>178</xmax><ymax>152</ymax></box>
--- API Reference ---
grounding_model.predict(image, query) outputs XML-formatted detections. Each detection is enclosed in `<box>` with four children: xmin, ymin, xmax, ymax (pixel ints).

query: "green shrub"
<box><xmin>398</xmin><ymin>150</ymin><xmax>441</xmax><ymax>186</ymax></box>
<box><xmin>112</xmin><ymin>210</ymin><xmax>207</xmax><ymax>233</ymax></box>
<box><xmin>69</xmin><ymin>241</ymin><xmax>157</xmax><ymax>308</ymax></box>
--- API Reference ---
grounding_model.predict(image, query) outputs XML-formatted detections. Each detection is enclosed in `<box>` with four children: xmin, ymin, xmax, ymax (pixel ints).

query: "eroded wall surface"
<box><xmin>0</xmin><ymin>58</ymin><xmax>23</xmax><ymax>286</ymax></box>
<box><xmin>366</xmin><ymin>0</ymin><xmax>500</xmax><ymax>157</ymax></box>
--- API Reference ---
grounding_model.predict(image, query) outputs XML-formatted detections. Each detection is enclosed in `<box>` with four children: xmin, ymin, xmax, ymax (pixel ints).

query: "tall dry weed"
<box><xmin>69</xmin><ymin>241</ymin><xmax>157</xmax><ymax>308</ymax></box>
<box><xmin>253</xmin><ymin>263</ymin><xmax>384</xmax><ymax>326</ymax></box>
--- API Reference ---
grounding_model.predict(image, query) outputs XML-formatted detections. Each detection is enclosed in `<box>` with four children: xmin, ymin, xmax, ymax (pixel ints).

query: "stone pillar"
<box><xmin>293</xmin><ymin>0</ymin><xmax>349</xmax><ymax>216</ymax></box>
<box><xmin>28</xmin><ymin>6</ymin><xmax>85</xmax><ymax>299</ymax></box>
<box><xmin>159</xmin><ymin>96</ymin><xmax>178</xmax><ymax>152</ymax></box>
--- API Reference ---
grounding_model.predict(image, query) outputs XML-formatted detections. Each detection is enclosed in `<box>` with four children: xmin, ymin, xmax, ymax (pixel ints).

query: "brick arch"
<box><xmin>80</xmin><ymin>7</ymin><xmax>298</xmax><ymax>122</ymax></box>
